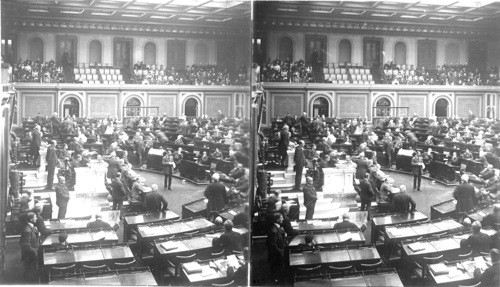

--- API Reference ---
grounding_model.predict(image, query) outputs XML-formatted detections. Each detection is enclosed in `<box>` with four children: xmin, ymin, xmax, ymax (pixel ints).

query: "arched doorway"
<box><xmin>126</xmin><ymin>97</ymin><xmax>141</xmax><ymax>117</ymax></box>
<box><xmin>312</xmin><ymin>97</ymin><xmax>329</xmax><ymax>117</ymax></box>
<box><xmin>376</xmin><ymin>97</ymin><xmax>391</xmax><ymax>117</ymax></box>
<box><xmin>63</xmin><ymin>97</ymin><xmax>80</xmax><ymax>118</ymax></box>
<box><xmin>278</xmin><ymin>37</ymin><xmax>293</xmax><ymax>62</ymax></box>
<box><xmin>184</xmin><ymin>98</ymin><xmax>198</xmax><ymax>117</ymax></box>
<box><xmin>435</xmin><ymin>98</ymin><xmax>449</xmax><ymax>117</ymax></box>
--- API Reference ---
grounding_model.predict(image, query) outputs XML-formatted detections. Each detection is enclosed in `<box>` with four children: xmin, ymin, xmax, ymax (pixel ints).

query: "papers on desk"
<box><xmin>408</xmin><ymin>242</ymin><xmax>425</xmax><ymax>252</ymax></box>
<box><xmin>227</xmin><ymin>255</ymin><xmax>239</xmax><ymax>268</ymax></box>
<box><xmin>350</xmin><ymin>232</ymin><xmax>362</xmax><ymax>241</ymax></box>
<box><xmin>338</xmin><ymin>232</ymin><xmax>352</xmax><ymax>242</ymax></box>
<box><xmin>93</xmin><ymin>231</ymin><xmax>106</xmax><ymax>241</ymax></box>
<box><xmin>453</xmin><ymin>234</ymin><xmax>469</xmax><ymax>240</ymax></box>
<box><xmin>290</xmin><ymin>221</ymin><xmax>298</xmax><ymax>228</ymax></box>
<box><xmin>201</xmin><ymin>265</ymin><xmax>216</xmax><ymax>277</ymax></box>
<box><xmin>184</xmin><ymin>262</ymin><xmax>202</xmax><ymax>274</ymax></box>
<box><xmin>430</xmin><ymin>263</ymin><xmax>449</xmax><ymax>275</ymax></box>
<box><xmin>477</xmin><ymin>210</ymin><xmax>488</xmax><ymax>217</ymax></box>
<box><xmin>228</xmin><ymin>210</ymin><xmax>237</xmax><ymax>216</ymax></box>
<box><xmin>160</xmin><ymin>241</ymin><xmax>179</xmax><ymax>252</ymax></box>
<box><xmin>447</xmin><ymin>267</ymin><xmax>462</xmax><ymax>279</ymax></box>
<box><xmin>205</xmin><ymin>233</ymin><xmax>218</xmax><ymax>239</ymax></box>
<box><xmin>386</xmin><ymin>227</ymin><xmax>401</xmax><ymax>237</ymax></box>
<box><xmin>474</xmin><ymin>256</ymin><xmax>488</xmax><ymax>271</ymax></box>
<box><xmin>307</xmin><ymin>220</ymin><xmax>323</xmax><ymax>226</ymax></box>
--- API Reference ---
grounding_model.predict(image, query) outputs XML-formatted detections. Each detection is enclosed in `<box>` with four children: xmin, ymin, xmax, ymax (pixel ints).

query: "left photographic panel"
<box><xmin>1</xmin><ymin>0</ymin><xmax>252</xmax><ymax>285</ymax></box>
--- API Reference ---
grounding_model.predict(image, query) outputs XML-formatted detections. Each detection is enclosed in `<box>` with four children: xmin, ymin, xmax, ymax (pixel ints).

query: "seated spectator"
<box><xmin>279</xmin><ymin>203</ymin><xmax>298</xmax><ymax>237</ymax></box>
<box><xmin>212</xmin><ymin>220</ymin><xmax>243</xmax><ymax>253</ymax></box>
<box><xmin>480</xmin><ymin>164</ymin><xmax>496</xmax><ymax>182</ymax></box>
<box><xmin>142</xmin><ymin>184</ymin><xmax>168</xmax><ymax>212</ymax></box>
<box><xmin>296</xmin><ymin>234</ymin><xmax>316</xmax><ymax>251</ymax></box>
<box><xmin>461</xmin><ymin>221</ymin><xmax>491</xmax><ymax>255</ymax></box>
<box><xmin>86</xmin><ymin>214</ymin><xmax>112</xmax><ymax>230</ymax></box>
<box><xmin>333</xmin><ymin>213</ymin><xmax>359</xmax><ymax>231</ymax></box>
<box><xmin>462</xmin><ymin>149</ymin><xmax>474</xmax><ymax>160</ymax></box>
<box><xmin>390</xmin><ymin>185</ymin><xmax>416</xmax><ymax>213</ymax></box>
<box><xmin>53</xmin><ymin>232</ymin><xmax>69</xmax><ymax>249</ymax></box>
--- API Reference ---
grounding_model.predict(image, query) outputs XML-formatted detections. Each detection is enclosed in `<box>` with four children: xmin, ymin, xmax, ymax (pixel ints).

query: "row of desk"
<box><xmin>43</xmin><ymin>244</ymin><xmax>134</xmax><ymax>268</ymax></box>
<box><xmin>123</xmin><ymin>210</ymin><xmax>180</xmax><ymax>240</ymax></box>
<box><xmin>371</xmin><ymin>211</ymin><xmax>428</xmax><ymax>242</ymax></box>
<box><xmin>49</xmin><ymin>269</ymin><xmax>157</xmax><ymax>286</ymax></box>
<box><xmin>289</xmin><ymin>230</ymin><xmax>366</xmax><ymax>248</ymax></box>
<box><xmin>42</xmin><ymin>229</ymin><xmax>119</xmax><ymax>247</ymax></box>
<box><xmin>384</xmin><ymin>218</ymin><xmax>463</xmax><ymax>241</ymax></box>
<box><xmin>291</xmin><ymin>211</ymin><xmax>369</xmax><ymax>233</ymax></box>
<box><xmin>294</xmin><ymin>271</ymin><xmax>404</xmax><ymax>287</ymax></box>
<box><xmin>289</xmin><ymin>245</ymin><xmax>381</xmax><ymax>268</ymax></box>
<box><xmin>136</xmin><ymin>217</ymin><xmax>215</xmax><ymax>242</ymax></box>
<box><xmin>429</xmin><ymin>255</ymin><xmax>492</xmax><ymax>286</ymax></box>
<box><xmin>180</xmin><ymin>254</ymin><xmax>244</xmax><ymax>285</ymax></box>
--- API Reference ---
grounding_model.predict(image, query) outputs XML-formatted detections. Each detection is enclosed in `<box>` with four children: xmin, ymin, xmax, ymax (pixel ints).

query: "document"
<box><xmin>408</xmin><ymin>242</ymin><xmax>425</xmax><ymax>252</ymax></box>
<box><xmin>430</xmin><ymin>263</ymin><xmax>449</xmax><ymax>275</ymax></box>
<box><xmin>201</xmin><ymin>265</ymin><xmax>216</xmax><ymax>277</ymax></box>
<box><xmin>160</xmin><ymin>241</ymin><xmax>179</xmax><ymax>252</ymax></box>
<box><xmin>338</xmin><ymin>232</ymin><xmax>352</xmax><ymax>242</ymax></box>
<box><xmin>183</xmin><ymin>262</ymin><xmax>202</xmax><ymax>274</ymax></box>
<box><xmin>93</xmin><ymin>231</ymin><xmax>106</xmax><ymax>241</ymax></box>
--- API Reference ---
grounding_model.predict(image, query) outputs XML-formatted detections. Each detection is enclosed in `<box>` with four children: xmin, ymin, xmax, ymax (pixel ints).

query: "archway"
<box><xmin>339</xmin><ymin>39</ymin><xmax>352</xmax><ymax>64</ymax></box>
<box><xmin>394</xmin><ymin>41</ymin><xmax>407</xmax><ymax>65</ymax></box>
<box><xmin>278</xmin><ymin>37</ymin><xmax>293</xmax><ymax>61</ymax></box>
<box><xmin>184</xmin><ymin>98</ymin><xmax>199</xmax><ymax>117</ymax></box>
<box><xmin>435</xmin><ymin>98</ymin><xmax>449</xmax><ymax>118</ymax></box>
<box><xmin>126</xmin><ymin>97</ymin><xmax>141</xmax><ymax>117</ymax></box>
<box><xmin>312</xmin><ymin>97</ymin><xmax>329</xmax><ymax>117</ymax></box>
<box><xmin>376</xmin><ymin>97</ymin><xmax>391</xmax><ymax>117</ymax></box>
<box><xmin>63</xmin><ymin>97</ymin><xmax>80</xmax><ymax>118</ymax></box>
<box><xmin>144</xmin><ymin>42</ymin><xmax>156</xmax><ymax>66</ymax></box>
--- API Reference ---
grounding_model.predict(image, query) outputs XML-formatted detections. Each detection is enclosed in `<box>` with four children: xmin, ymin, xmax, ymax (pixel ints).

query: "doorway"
<box><xmin>126</xmin><ymin>97</ymin><xmax>141</xmax><ymax>117</ymax></box>
<box><xmin>376</xmin><ymin>97</ymin><xmax>391</xmax><ymax>117</ymax></box>
<box><xmin>305</xmin><ymin>35</ymin><xmax>326</xmax><ymax>67</ymax></box>
<box><xmin>312</xmin><ymin>97</ymin><xmax>329</xmax><ymax>117</ymax></box>
<box><xmin>63</xmin><ymin>97</ymin><xmax>80</xmax><ymax>118</ymax></box>
<box><xmin>435</xmin><ymin>98</ymin><xmax>449</xmax><ymax>118</ymax></box>
<box><xmin>364</xmin><ymin>38</ymin><xmax>383</xmax><ymax>69</ymax></box>
<box><xmin>418</xmin><ymin>39</ymin><xmax>437</xmax><ymax>70</ymax></box>
<box><xmin>114</xmin><ymin>38</ymin><xmax>133</xmax><ymax>69</ymax></box>
<box><xmin>184</xmin><ymin>98</ymin><xmax>199</xmax><ymax>117</ymax></box>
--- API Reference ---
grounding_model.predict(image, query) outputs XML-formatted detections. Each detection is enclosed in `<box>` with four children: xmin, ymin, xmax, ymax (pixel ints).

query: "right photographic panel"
<box><xmin>251</xmin><ymin>1</ymin><xmax>500</xmax><ymax>286</ymax></box>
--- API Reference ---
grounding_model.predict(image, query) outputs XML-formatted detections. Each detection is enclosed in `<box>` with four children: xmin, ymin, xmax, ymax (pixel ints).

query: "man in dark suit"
<box><xmin>54</xmin><ymin>176</ymin><xmax>70</xmax><ymax>219</ymax></box>
<box><xmin>383</xmin><ymin>136</ymin><xmax>394</xmax><ymax>169</ymax></box>
<box><xmin>279</xmin><ymin>203</ymin><xmax>298</xmax><ymax>237</ymax></box>
<box><xmin>391</xmin><ymin>185</ymin><xmax>416</xmax><ymax>213</ymax></box>
<box><xmin>333</xmin><ymin>213</ymin><xmax>359</xmax><ymax>231</ymax></box>
<box><xmin>277</xmin><ymin>125</ymin><xmax>290</xmax><ymax>168</ymax></box>
<box><xmin>86</xmin><ymin>214</ymin><xmax>112</xmax><ymax>230</ymax></box>
<box><xmin>143</xmin><ymin>184</ymin><xmax>169</xmax><ymax>212</ymax></box>
<box><xmin>300</xmin><ymin>112</ymin><xmax>310</xmax><ymax>136</ymax></box>
<box><xmin>204</xmin><ymin>173</ymin><xmax>227</xmax><ymax>221</ymax></box>
<box><xmin>482</xmin><ymin>204</ymin><xmax>500</xmax><ymax>231</ymax></box>
<box><xmin>267</xmin><ymin>213</ymin><xmax>286</xmax><ymax>284</ymax></box>
<box><xmin>29</xmin><ymin>125</ymin><xmax>42</xmax><ymax>166</ymax></box>
<box><xmin>105</xmin><ymin>155</ymin><xmax>121</xmax><ymax>179</ymax></box>
<box><xmin>302</xmin><ymin>176</ymin><xmax>317</xmax><ymax>220</ymax></box>
<box><xmin>462</xmin><ymin>221</ymin><xmax>491</xmax><ymax>256</ymax></box>
<box><xmin>411</xmin><ymin>151</ymin><xmax>424</xmax><ymax>191</ymax></box>
<box><xmin>359</xmin><ymin>172</ymin><xmax>375</xmax><ymax>213</ymax></box>
<box><xmin>20</xmin><ymin>212</ymin><xmax>39</xmax><ymax>283</ymax></box>
<box><xmin>162</xmin><ymin>150</ymin><xmax>174</xmax><ymax>191</ymax></box>
<box><xmin>297</xmin><ymin>233</ymin><xmax>316</xmax><ymax>251</ymax></box>
<box><xmin>234</xmin><ymin>247</ymin><xmax>249</xmax><ymax>286</ymax></box>
<box><xmin>46</xmin><ymin>140</ymin><xmax>58</xmax><ymax>190</ymax></box>
<box><xmin>32</xmin><ymin>203</ymin><xmax>49</xmax><ymax>237</ymax></box>
<box><xmin>294</xmin><ymin>140</ymin><xmax>306</xmax><ymax>191</ymax></box>
<box><xmin>213</xmin><ymin>220</ymin><xmax>243</xmax><ymax>253</ymax></box>
<box><xmin>111</xmin><ymin>172</ymin><xmax>126</xmax><ymax>212</ymax></box>
<box><xmin>233</xmin><ymin>203</ymin><xmax>250</xmax><ymax>227</ymax></box>
<box><xmin>454</xmin><ymin>174</ymin><xmax>476</xmax><ymax>221</ymax></box>
<box><xmin>473</xmin><ymin>248</ymin><xmax>499</xmax><ymax>287</ymax></box>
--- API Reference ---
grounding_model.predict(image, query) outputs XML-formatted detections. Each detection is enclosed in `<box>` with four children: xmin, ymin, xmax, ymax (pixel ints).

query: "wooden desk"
<box><xmin>182</xmin><ymin>199</ymin><xmax>207</xmax><ymax>219</ymax></box>
<box><xmin>431</xmin><ymin>199</ymin><xmax>457</xmax><ymax>220</ymax></box>
<box><xmin>293</xmin><ymin>220</ymin><xmax>336</xmax><ymax>233</ymax></box>
<box><xmin>49</xmin><ymin>270</ymin><xmax>157</xmax><ymax>286</ymax></box>
<box><xmin>42</xmin><ymin>230</ymin><xmax>119</xmax><ymax>247</ymax></box>
<box><xmin>309</xmin><ymin>273</ymin><xmax>403</xmax><ymax>287</ymax></box>
<box><xmin>45</xmin><ymin>219</ymin><xmax>89</xmax><ymax>233</ymax></box>
<box><xmin>289</xmin><ymin>231</ymin><xmax>365</xmax><ymax>248</ymax></box>
<box><xmin>43</xmin><ymin>245</ymin><xmax>134</xmax><ymax>268</ymax></box>
<box><xmin>385</xmin><ymin>219</ymin><xmax>462</xmax><ymax>241</ymax></box>
<box><xmin>467</xmin><ymin>205</ymin><xmax>495</xmax><ymax>222</ymax></box>
<box><xmin>289</xmin><ymin>246</ymin><xmax>380</xmax><ymax>268</ymax></box>
<box><xmin>218</xmin><ymin>204</ymin><xmax>245</xmax><ymax>222</ymax></box>
<box><xmin>371</xmin><ymin>211</ymin><xmax>428</xmax><ymax>243</ymax></box>
<box><xmin>181</xmin><ymin>255</ymin><xmax>243</xmax><ymax>285</ymax></box>
<box><xmin>429</xmin><ymin>256</ymin><xmax>491</xmax><ymax>286</ymax></box>
<box><xmin>123</xmin><ymin>210</ymin><xmax>180</xmax><ymax>240</ymax></box>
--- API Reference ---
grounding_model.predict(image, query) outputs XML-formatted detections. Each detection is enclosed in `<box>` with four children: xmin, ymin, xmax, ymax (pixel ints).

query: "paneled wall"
<box><xmin>266</xmin><ymin>30</ymin><xmax>470</xmax><ymax>67</ymax></box>
<box><xmin>262</xmin><ymin>82</ymin><xmax>498</xmax><ymax>124</ymax></box>
<box><xmin>14</xmin><ymin>83</ymin><xmax>249</xmax><ymax>123</ymax></box>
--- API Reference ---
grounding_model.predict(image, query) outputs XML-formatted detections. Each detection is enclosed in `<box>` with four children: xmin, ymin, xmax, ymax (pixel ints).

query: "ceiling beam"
<box><xmin>154</xmin><ymin>0</ymin><xmax>174</xmax><ymax>11</ymax></box>
<box><xmin>433</xmin><ymin>1</ymin><xmax>459</xmax><ymax>12</ymax></box>
<box><xmin>183</xmin><ymin>0</ymin><xmax>212</xmax><ymax>13</ymax></box>
<box><xmin>122</xmin><ymin>0</ymin><xmax>137</xmax><ymax>9</ymax></box>
<box><xmin>403</xmin><ymin>1</ymin><xmax>420</xmax><ymax>10</ymax></box>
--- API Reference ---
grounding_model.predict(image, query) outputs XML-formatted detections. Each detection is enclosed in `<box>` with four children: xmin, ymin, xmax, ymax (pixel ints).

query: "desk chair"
<box><xmin>358</xmin><ymin>259</ymin><xmax>384</xmax><ymax>271</ymax></box>
<box><xmin>325</xmin><ymin>264</ymin><xmax>353</xmax><ymax>276</ymax></box>
<box><xmin>458</xmin><ymin>282</ymin><xmax>481</xmax><ymax>287</ymax></box>
<box><xmin>111</xmin><ymin>259</ymin><xmax>137</xmax><ymax>269</ymax></box>
<box><xmin>458</xmin><ymin>250</ymin><xmax>473</xmax><ymax>260</ymax></box>
<box><xmin>212</xmin><ymin>279</ymin><xmax>235</xmax><ymax>286</ymax></box>
<box><xmin>411</xmin><ymin>254</ymin><xmax>443</xmax><ymax>281</ymax></box>
<box><xmin>232</xmin><ymin>250</ymin><xmax>243</xmax><ymax>255</ymax></box>
<box><xmin>294</xmin><ymin>265</ymin><xmax>322</xmax><ymax>277</ymax></box>
<box><xmin>80</xmin><ymin>264</ymin><xmax>109</xmax><ymax>273</ymax></box>
<box><xmin>211</xmin><ymin>249</ymin><xmax>225</xmax><ymax>258</ymax></box>
<box><xmin>49</xmin><ymin>264</ymin><xmax>77</xmax><ymax>276</ymax></box>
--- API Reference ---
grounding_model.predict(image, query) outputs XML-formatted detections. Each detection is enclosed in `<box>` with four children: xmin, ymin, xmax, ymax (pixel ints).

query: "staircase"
<box><xmin>63</xmin><ymin>66</ymin><xmax>74</xmax><ymax>83</ymax></box>
<box><xmin>312</xmin><ymin>65</ymin><xmax>324</xmax><ymax>83</ymax></box>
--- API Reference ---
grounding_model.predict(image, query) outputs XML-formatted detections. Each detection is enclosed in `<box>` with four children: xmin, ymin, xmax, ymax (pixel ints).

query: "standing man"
<box><xmin>204</xmin><ymin>173</ymin><xmax>227</xmax><ymax>221</ymax></box>
<box><xmin>359</xmin><ymin>173</ymin><xmax>375</xmax><ymax>213</ymax></box>
<box><xmin>20</xmin><ymin>212</ymin><xmax>39</xmax><ymax>283</ymax></box>
<box><xmin>46</xmin><ymin>140</ymin><xmax>58</xmax><ymax>190</ymax></box>
<box><xmin>411</xmin><ymin>151</ymin><xmax>424</xmax><ymax>191</ymax></box>
<box><xmin>294</xmin><ymin>140</ymin><xmax>306</xmax><ymax>191</ymax></box>
<box><xmin>383</xmin><ymin>136</ymin><xmax>394</xmax><ymax>169</ymax></box>
<box><xmin>30</xmin><ymin>125</ymin><xmax>42</xmax><ymax>166</ymax></box>
<box><xmin>302</xmin><ymin>176</ymin><xmax>317</xmax><ymax>220</ymax></box>
<box><xmin>300</xmin><ymin>112</ymin><xmax>310</xmax><ymax>136</ymax></box>
<box><xmin>390</xmin><ymin>185</ymin><xmax>417</xmax><ymax>213</ymax></box>
<box><xmin>162</xmin><ymin>150</ymin><xmax>174</xmax><ymax>191</ymax></box>
<box><xmin>54</xmin><ymin>176</ymin><xmax>70</xmax><ymax>219</ymax></box>
<box><xmin>143</xmin><ymin>184</ymin><xmax>169</xmax><ymax>212</ymax></box>
<box><xmin>454</xmin><ymin>174</ymin><xmax>476</xmax><ymax>222</ymax></box>
<box><xmin>277</xmin><ymin>125</ymin><xmax>290</xmax><ymax>168</ymax></box>
<box><xmin>111</xmin><ymin>172</ymin><xmax>126</xmax><ymax>212</ymax></box>
<box><xmin>267</xmin><ymin>213</ymin><xmax>286</xmax><ymax>285</ymax></box>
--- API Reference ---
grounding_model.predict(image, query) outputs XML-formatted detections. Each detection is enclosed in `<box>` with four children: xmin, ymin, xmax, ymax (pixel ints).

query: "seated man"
<box><xmin>211</xmin><ymin>148</ymin><xmax>223</xmax><ymax>160</ymax></box>
<box><xmin>86</xmin><ymin>214</ymin><xmax>112</xmax><ymax>230</ymax></box>
<box><xmin>233</xmin><ymin>203</ymin><xmax>250</xmax><ymax>227</ymax></box>
<box><xmin>279</xmin><ymin>203</ymin><xmax>298</xmax><ymax>237</ymax></box>
<box><xmin>333</xmin><ymin>213</ymin><xmax>359</xmax><ymax>231</ymax></box>
<box><xmin>473</xmin><ymin>248</ymin><xmax>499</xmax><ymax>287</ymax></box>
<box><xmin>129</xmin><ymin>176</ymin><xmax>147</xmax><ymax>203</ymax></box>
<box><xmin>142</xmin><ymin>184</ymin><xmax>168</xmax><ymax>212</ymax></box>
<box><xmin>229</xmin><ymin>163</ymin><xmax>246</xmax><ymax>181</ymax></box>
<box><xmin>234</xmin><ymin>247</ymin><xmax>249</xmax><ymax>286</ymax></box>
<box><xmin>482</xmin><ymin>204</ymin><xmax>500</xmax><ymax>231</ymax></box>
<box><xmin>212</xmin><ymin>220</ymin><xmax>243</xmax><ymax>253</ymax></box>
<box><xmin>53</xmin><ymin>232</ymin><xmax>69</xmax><ymax>249</ymax></box>
<box><xmin>296</xmin><ymin>233</ymin><xmax>316</xmax><ymax>251</ymax></box>
<box><xmin>461</xmin><ymin>221</ymin><xmax>491</xmax><ymax>255</ymax></box>
<box><xmin>196</xmin><ymin>151</ymin><xmax>209</xmax><ymax>165</ymax></box>
<box><xmin>480</xmin><ymin>164</ymin><xmax>496</xmax><ymax>182</ymax></box>
<box><xmin>390</xmin><ymin>185</ymin><xmax>416</xmax><ymax>213</ymax></box>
